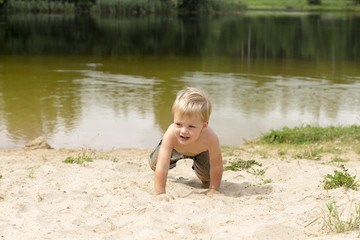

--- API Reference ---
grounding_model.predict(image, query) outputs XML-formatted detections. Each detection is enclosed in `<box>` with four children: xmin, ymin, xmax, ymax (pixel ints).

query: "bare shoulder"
<box><xmin>200</xmin><ymin>127</ymin><xmax>220</xmax><ymax>153</ymax></box>
<box><xmin>162</xmin><ymin>124</ymin><xmax>176</xmax><ymax>146</ymax></box>
<box><xmin>203</xmin><ymin>126</ymin><xmax>220</xmax><ymax>145</ymax></box>
<box><xmin>203</xmin><ymin>127</ymin><xmax>222</xmax><ymax>164</ymax></box>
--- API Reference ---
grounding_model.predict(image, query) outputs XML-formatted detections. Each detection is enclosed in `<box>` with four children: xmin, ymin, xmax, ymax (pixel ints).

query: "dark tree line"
<box><xmin>0</xmin><ymin>0</ymin><xmax>95</xmax><ymax>11</ymax></box>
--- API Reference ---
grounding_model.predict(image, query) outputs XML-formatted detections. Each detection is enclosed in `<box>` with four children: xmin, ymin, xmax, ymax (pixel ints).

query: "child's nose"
<box><xmin>181</xmin><ymin>127</ymin><xmax>189</xmax><ymax>134</ymax></box>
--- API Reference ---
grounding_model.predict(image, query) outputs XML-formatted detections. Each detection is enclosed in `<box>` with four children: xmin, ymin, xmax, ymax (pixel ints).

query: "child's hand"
<box><xmin>155</xmin><ymin>193</ymin><xmax>175</xmax><ymax>202</ymax></box>
<box><xmin>203</xmin><ymin>188</ymin><xmax>220</xmax><ymax>196</ymax></box>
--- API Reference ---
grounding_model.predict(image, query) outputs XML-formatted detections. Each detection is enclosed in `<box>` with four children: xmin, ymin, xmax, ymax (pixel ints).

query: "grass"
<box><xmin>63</xmin><ymin>151</ymin><xmax>120</xmax><ymax>164</ymax></box>
<box><xmin>307</xmin><ymin>200</ymin><xmax>360</xmax><ymax>234</ymax></box>
<box><xmin>224</xmin><ymin>158</ymin><xmax>271</xmax><ymax>185</ymax></box>
<box><xmin>242</xmin><ymin>0</ymin><xmax>360</xmax><ymax>10</ymax></box>
<box><xmin>330</xmin><ymin>157</ymin><xmax>349</xmax><ymax>163</ymax></box>
<box><xmin>322</xmin><ymin>165</ymin><xmax>358</xmax><ymax>190</ymax></box>
<box><xmin>228</xmin><ymin>125</ymin><xmax>360</xmax><ymax>163</ymax></box>
<box><xmin>292</xmin><ymin>146</ymin><xmax>324</xmax><ymax>160</ymax></box>
<box><xmin>64</xmin><ymin>152</ymin><xmax>93</xmax><ymax>164</ymax></box>
<box><xmin>223</xmin><ymin>125</ymin><xmax>360</xmax><ymax>189</ymax></box>
<box><xmin>321</xmin><ymin>200</ymin><xmax>360</xmax><ymax>233</ymax></box>
<box><xmin>259</xmin><ymin>125</ymin><xmax>360</xmax><ymax>145</ymax></box>
<box><xmin>96</xmin><ymin>154</ymin><xmax>119</xmax><ymax>162</ymax></box>
<box><xmin>244</xmin><ymin>125</ymin><xmax>360</xmax><ymax>190</ymax></box>
<box><xmin>28</xmin><ymin>169</ymin><xmax>35</xmax><ymax>179</ymax></box>
<box><xmin>224</xmin><ymin>159</ymin><xmax>262</xmax><ymax>171</ymax></box>
<box><xmin>225</xmin><ymin>125</ymin><xmax>360</xmax><ymax>234</ymax></box>
<box><xmin>260</xmin><ymin>178</ymin><xmax>272</xmax><ymax>184</ymax></box>
<box><xmin>249</xmin><ymin>168</ymin><xmax>265</xmax><ymax>176</ymax></box>
<box><xmin>250</xmin><ymin>125</ymin><xmax>359</xmax><ymax>161</ymax></box>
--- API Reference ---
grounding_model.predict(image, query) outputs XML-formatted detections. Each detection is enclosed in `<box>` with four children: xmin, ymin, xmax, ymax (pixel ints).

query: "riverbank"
<box><xmin>243</xmin><ymin>0</ymin><xmax>360</xmax><ymax>11</ymax></box>
<box><xmin>1</xmin><ymin>127</ymin><xmax>360</xmax><ymax>239</ymax></box>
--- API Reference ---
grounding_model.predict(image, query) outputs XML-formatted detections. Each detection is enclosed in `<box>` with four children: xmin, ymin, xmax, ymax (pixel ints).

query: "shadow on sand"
<box><xmin>172</xmin><ymin>176</ymin><xmax>273</xmax><ymax>198</ymax></box>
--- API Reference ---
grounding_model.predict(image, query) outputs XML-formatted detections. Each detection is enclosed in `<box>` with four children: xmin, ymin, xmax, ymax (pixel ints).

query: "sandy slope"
<box><xmin>0</xmin><ymin>148</ymin><xmax>359</xmax><ymax>239</ymax></box>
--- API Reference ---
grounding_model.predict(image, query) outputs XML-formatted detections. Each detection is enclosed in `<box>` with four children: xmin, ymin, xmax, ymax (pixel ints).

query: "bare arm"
<box><xmin>154</xmin><ymin>131</ymin><xmax>173</xmax><ymax>196</ymax></box>
<box><xmin>208</xmin><ymin>135</ymin><xmax>223</xmax><ymax>193</ymax></box>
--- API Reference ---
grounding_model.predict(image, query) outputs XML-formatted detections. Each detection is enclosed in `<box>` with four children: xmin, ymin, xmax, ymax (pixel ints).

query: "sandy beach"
<box><xmin>1</xmin><ymin>144</ymin><xmax>360</xmax><ymax>239</ymax></box>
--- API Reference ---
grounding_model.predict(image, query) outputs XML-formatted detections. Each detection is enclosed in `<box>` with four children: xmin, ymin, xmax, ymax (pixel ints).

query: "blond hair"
<box><xmin>172</xmin><ymin>87</ymin><xmax>212</xmax><ymax>123</ymax></box>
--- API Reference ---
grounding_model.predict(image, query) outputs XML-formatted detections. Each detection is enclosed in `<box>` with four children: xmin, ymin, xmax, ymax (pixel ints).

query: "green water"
<box><xmin>0</xmin><ymin>12</ymin><xmax>360</xmax><ymax>149</ymax></box>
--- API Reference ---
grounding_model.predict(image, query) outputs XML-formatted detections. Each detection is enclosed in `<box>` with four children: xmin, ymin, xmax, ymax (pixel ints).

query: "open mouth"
<box><xmin>180</xmin><ymin>135</ymin><xmax>190</xmax><ymax>141</ymax></box>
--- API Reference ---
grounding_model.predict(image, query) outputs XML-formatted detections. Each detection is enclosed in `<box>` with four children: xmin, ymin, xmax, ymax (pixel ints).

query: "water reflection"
<box><xmin>1</xmin><ymin>13</ymin><xmax>360</xmax><ymax>59</ymax></box>
<box><xmin>1</xmin><ymin>55</ymin><xmax>359</xmax><ymax>149</ymax></box>
<box><xmin>0</xmin><ymin>12</ymin><xmax>360</xmax><ymax>149</ymax></box>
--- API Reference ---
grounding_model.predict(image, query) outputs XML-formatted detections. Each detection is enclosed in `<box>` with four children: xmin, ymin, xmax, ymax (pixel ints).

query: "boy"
<box><xmin>149</xmin><ymin>87</ymin><xmax>223</xmax><ymax>201</ymax></box>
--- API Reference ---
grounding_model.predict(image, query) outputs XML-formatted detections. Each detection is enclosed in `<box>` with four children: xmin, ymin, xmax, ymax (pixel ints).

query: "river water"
<box><xmin>0</xmin><ymin>12</ymin><xmax>359</xmax><ymax>149</ymax></box>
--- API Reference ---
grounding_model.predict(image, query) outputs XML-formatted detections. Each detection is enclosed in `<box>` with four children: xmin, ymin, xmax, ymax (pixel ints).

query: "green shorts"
<box><xmin>149</xmin><ymin>140</ymin><xmax>210</xmax><ymax>181</ymax></box>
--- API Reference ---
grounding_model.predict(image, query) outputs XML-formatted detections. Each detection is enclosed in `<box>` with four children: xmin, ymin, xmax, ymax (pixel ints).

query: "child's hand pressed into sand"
<box><xmin>155</xmin><ymin>193</ymin><xmax>174</xmax><ymax>202</ymax></box>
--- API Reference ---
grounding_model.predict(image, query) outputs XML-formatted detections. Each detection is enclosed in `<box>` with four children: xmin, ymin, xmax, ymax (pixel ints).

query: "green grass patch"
<box><xmin>293</xmin><ymin>146</ymin><xmax>324</xmax><ymax>160</ymax></box>
<box><xmin>225</xmin><ymin>159</ymin><xmax>262</xmax><ymax>171</ymax></box>
<box><xmin>64</xmin><ymin>152</ymin><xmax>93</xmax><ymax>164</ymax></box>
<box><xmin>98</xmin><ymin>154</ymin><xmax>119</xmax><ymax>162</ymax></box>
<box><xmin>241</xmin><ymin>0</ymin><xmax>360</xmax><ymax>10</ymax></box>
<box><xmin>330</xmin><ymin>157</ymin><xmax>349</xmax><ymax>163</ymax></box>
<box><xmin>322</xmin><ymin>165</ymin><xmax>358</xmax><ymax>190</ymax></box>
<box><xmin>259</xmin><ymin>125</ymin><xmax>360</xmax><ymax>145</ymax></box>
<box><xmin>224</xmin><ymin>158</ymin><xmax>271</xmax><ymax>184</ymax></box>
<box><xmin>242</xmin><ymin>125</ymin><xmax>359</xmax><ymax>163</ymax></box>
<box><xmin>249</xmin><ymin>168</ymin><xmax>265</xmax><ymax>176</ymax></box>
<box><xmin>260</xmin><ymin>178</ymin><xmax>272</xmax><ymax>185</ymax></box>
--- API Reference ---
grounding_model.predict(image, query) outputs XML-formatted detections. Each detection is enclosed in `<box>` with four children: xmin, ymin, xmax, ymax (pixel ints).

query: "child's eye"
<box><xmin>175</xmin><ymin>123</ymin><xmax>182</xmax><ymax>127</ymax></box>
<box><xmin>189</xmin><ymin>125</ymin><xmax>196</xmax><ymax>128</ymax></box>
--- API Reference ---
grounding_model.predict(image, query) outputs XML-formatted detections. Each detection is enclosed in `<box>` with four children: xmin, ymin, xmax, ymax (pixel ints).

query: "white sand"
<box><xmin>1</xmin><ymin>148</ymin><xmax>360</xmax><ymax>239</ymax></box>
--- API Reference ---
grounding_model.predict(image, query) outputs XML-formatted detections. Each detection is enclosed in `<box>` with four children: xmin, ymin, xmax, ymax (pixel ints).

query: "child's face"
<box><xmin>173</xmin><ymin>111</ymin><xmax>208</xmax><ymax>145</ymax></box>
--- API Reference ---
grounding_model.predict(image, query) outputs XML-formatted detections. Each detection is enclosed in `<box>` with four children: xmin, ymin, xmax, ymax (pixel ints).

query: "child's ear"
<box><xmin>202</xmin><ymin>122</ymin><xmax>208</xmax><ymax>129</ymax></box>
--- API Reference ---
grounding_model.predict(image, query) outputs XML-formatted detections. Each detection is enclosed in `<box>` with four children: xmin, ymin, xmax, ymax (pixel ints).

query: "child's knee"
<box><xmin>148</xmin><ymin>158</ymin><xmax>156</xmax><ymax>171</ymax></box>
<box><xmin>201</xmin><ymin>180</ymin><xmax>210</xmax><ymax>188</ymax></box>
<box><xmin>195</xmin><ymin>171</ymin><xmax>210</xmax><ymax>184</ymax></box>
<box><xmin>149</xmin><ymin>148</ymin><xmax>159</xmax><ymax>171</ymax></box>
